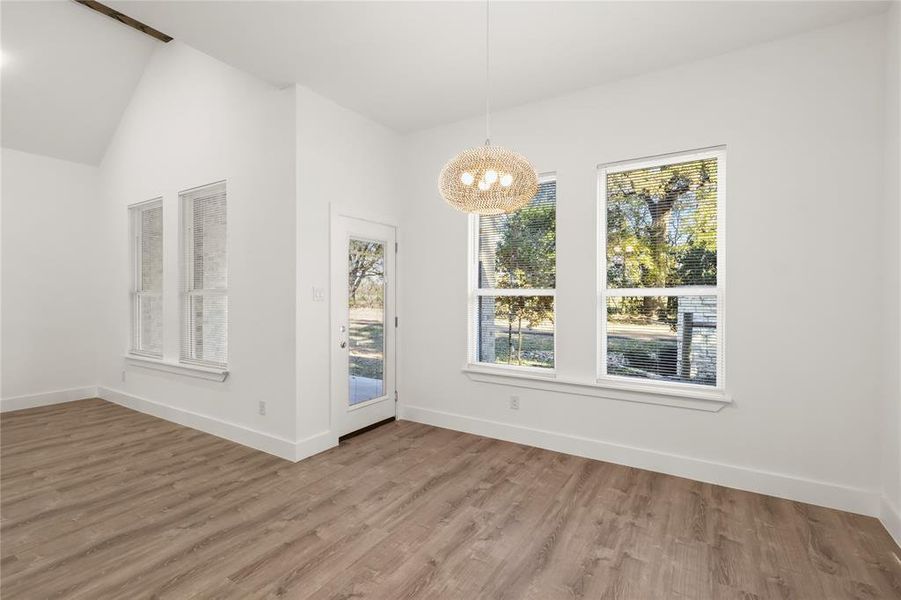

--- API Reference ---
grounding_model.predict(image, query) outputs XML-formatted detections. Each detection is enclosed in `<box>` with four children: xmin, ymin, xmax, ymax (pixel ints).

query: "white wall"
<box><xmin>2</xmin><ymin>8</ymin><xmax>897</xmax><ymax>527</ymax></box>
<box><xmin>1</xmin><ymin>148</ymin><xmax>100</xmax><ymax>406</ymax></box>
<box><xmin>2</xmin><ymin>40</ymin><xmax>402</xmax><ymax>458</ymax></box>
<box><xmin>882</xmin><ymin>0</ymin><xmax>901</xmax><ymax>539</ymax></box>
<box><xmin>96</xmin><ymin>42</ymin><xmax>299</xmax><ymax>452</ymax></box>
<box><xmin>294</xmin><ymin>86</ymin><xmax>403</xmax><ymax>444</ymax></box>
<box><xmin>399</xmin><ymin>16</ymin><xmax>889</xmax><ymax>515</ymax></box>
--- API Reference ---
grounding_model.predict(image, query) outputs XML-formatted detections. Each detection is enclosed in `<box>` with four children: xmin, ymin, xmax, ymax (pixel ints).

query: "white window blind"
<box><xmin>470</xmin><ymin>177</ymin><xmax>556</xmax><ymax>370</ymax></box>
<box><xmin>181</xmin><ymin>182</ymin><xmax>228</xmax><ymax>368</ymax></box>
<box><xmin>600</xmin><ymin>149</ymin><xmax>724</xmax><ymax>388</ymax></box>
<box><xmin>130</xmin><ymin>199</ymin><xmax>163</xmax><ymax>357</ymax></box>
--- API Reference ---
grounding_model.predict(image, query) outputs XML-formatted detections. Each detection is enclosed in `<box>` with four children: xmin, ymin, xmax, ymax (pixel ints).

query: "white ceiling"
<box><xmin>110</xmin><ymin>0</ymin><xmax>888</xmax><ymax>133</ymax></box>
<box><xmin>1</xmin><ymin>1</ymin><xmax>158</xmax><ymax>165</ymax></box>
<box><xmin>0</xmin><ymin>1</ymin><xmax>889</xmax><ymax>165</ymax></box>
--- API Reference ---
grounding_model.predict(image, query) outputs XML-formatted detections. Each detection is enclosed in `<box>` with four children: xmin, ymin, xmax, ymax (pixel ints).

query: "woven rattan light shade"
<box><xmin>438</xmin><ymin>144</ymin><xmax>539</xmax><ymax>215</ymax></box>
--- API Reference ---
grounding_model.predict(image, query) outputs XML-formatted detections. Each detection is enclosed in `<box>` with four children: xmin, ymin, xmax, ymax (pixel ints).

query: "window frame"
<box><xmin>179</xmin><ymin>181</ymin><xmax>228</xmax><ymax>369</ymax></box>
<box><xmin>467</xmin><ymin>173</ymin><xmax>558</xmax><ymax>375</ymax></box>
<box><xmin>129</xmin><ymin>198</ymin><xmax>163</xmax><ymax>358</ymax></box>
<box><xmin>597</xmin><ymin>147</ymin><xmax>726</xmax><ymax>393</ymax></box>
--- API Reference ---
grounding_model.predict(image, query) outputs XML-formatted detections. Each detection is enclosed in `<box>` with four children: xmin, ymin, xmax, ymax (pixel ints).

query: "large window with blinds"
<box><xmin>470</xmin><ymin>176</ymin><xmax>556</xmax><ymax>370</ymax></box>
<box><xmin>181</xmin><ymin>182</ymin><xmax>228</xmax><ymax>368</ymax></box>
<box><xmin>130</xmin><ymin>199</ymin><xmax>163</xmax><ymax>357</ymax></box>
<box><xmin>599</xmin><ymin>148</ymin><xmax>724</xmax><ymax>389</ymax></box>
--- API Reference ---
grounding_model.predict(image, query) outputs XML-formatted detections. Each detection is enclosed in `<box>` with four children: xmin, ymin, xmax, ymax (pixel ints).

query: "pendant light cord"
<box><xmin>485</xmin><ymin>0</ymin><xmax>491</xmax><ymax>146</ymax></box>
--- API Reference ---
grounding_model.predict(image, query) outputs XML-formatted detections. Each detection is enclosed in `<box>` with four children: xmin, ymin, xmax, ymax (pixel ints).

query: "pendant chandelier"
<box><xmin>438</xmin><ymin>0</ymin><xmax>539</xmax><ymax>215</ymax></box>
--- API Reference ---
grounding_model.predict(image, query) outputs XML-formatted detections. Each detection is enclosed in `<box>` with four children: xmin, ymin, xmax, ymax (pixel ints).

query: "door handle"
<box><xmin>340</xmin><ymin>341</ymin><xmax>347</xmax><ymax>348</ymax></box>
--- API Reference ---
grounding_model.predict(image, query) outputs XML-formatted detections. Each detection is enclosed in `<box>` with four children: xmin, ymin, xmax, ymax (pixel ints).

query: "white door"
<box><xmin>330</xmin><ymin>215</ymin><xmax>397</xmax><ymax>437</ymax></box>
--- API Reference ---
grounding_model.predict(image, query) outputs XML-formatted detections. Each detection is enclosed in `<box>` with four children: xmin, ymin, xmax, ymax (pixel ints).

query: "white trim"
<box><xmin>474</xmin><ymin>288</ymin><xmax>556</xmax><ymax>297</ymax></box>
<box><xmin>598</xmin><ymin>146</ymin><xmax>727</xmax><ymax>393</ymax></box>
<box><xmin>129</xmin><ymin>198</ymin><xmax>163</xmax><ymax>357</ymax></box>
<box><xmin>467</xmin><ymin>212</ymin><xmax>479</xmax><ymax>365</ymax></box>
<box><xmin>468</xmin><ymin>174</ymin><xmax>558</xmax><ymax>370</ymax></box>
<box><xmin>462</xmin><ymin>365</ymin><xmax>729</xmax><ymax>411</ymax></box>
<box><xmin>294</xmin><ymin>429</ymin><xmax>339</xmax><ymax>462</ymax></box>
<box><xmin>97</xmin><ymin>386</ymin><xmax>337</xmax><ymax>462</ymax></box>
<box><xmin>330</xmin><ymin>214</ymin><xmax>398</xmax><ymax>437</ymax></box>
<box><xmin>179</xmin><ymin>180</ymin><xmax>228</xmax><ymax>370</ymax></box>
<box><xmin>124</xmin><ymin>354</ymin><xmax>228</xmax><ymax>382</ymax></box>
<box><xmin>604</xmin><ymin>287</ymin><xmax>717</xmax><ymax>297</ymax></box>
<box><xmin>467</xmin><ymin>361</ymin><xmax>556</xmax><ymax>378</ymax></box>
<box><xmin>599</xmin><ymin>146</ymin><xmax>727</xmax><ymax>173</ymax></box>
<box><xmin>881</xmin><ymin>496</ymin><xmax>901</xmax><ymax>549</ymax></box>
<box><xmin>1</xmin><ymin>386</ymin><xmax>98</xmax><ymax>413</ymax></box>
<box><xmin>330</xmin><ymin>203</ymin><xmax>401</xmax><ymax>229</ymax></box>
<box><xmin>399</xmin><ymin>405</ymin><xmax>880</xmax><ymax>517</ymax></box>
<box><xmin>347</xmin><ymin>394</ymin><xmax>391</xmax><ymax>412</ymax></box>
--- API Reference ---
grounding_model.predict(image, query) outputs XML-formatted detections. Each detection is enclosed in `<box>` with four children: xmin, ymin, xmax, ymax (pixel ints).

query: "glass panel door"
<box><xmin>331</xmin><ymin>215</ymin><xmax>396</xmax><ymax>438</ymax></box>
<box><xmin>348</xmin><ymin>239</ymin><xmax>386</xmax><ymax>405</ymax></box>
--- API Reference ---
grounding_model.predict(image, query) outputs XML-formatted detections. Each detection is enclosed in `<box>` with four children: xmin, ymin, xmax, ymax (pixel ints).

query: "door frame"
<box><xmin>329</xmin><ymin>204</ymin><xmax>399</xmax><ymax>438</ymax></box>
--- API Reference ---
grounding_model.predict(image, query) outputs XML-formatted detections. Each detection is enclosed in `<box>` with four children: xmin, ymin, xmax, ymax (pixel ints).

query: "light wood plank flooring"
<box><xmin>2</xmin><ymin>399</ymin><xmax>900</xmax><ymax>599</ymax></box>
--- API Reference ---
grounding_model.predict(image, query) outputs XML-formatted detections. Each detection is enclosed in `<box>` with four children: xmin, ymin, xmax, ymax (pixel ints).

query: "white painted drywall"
<box><xmin>96</xmin><ymin>42</ymin><xmax>298</xmax><ymax>444</ymax></box>
<box><xmin>294</xmin><ymin>86</ymin><xmax>403</xmax><ymax>442</ymax></box>
<box><xmin>882</xmin><ymin>0</ymin><xmax>901</xmax><ymax>537</ymax></box>
<box><xmin>398</xmin><ymin>16</ymin><xmax>890</xmax><ymax>514</ymax></box>
<box><xmin>2</xmin><ymin>8</ymin><xmax>898</xmax><ymax>525</ymax></box>
<box><xmin>1</xmin><ymin>148</ymin><xmax>100</xmax><ymax>402</ymax></box>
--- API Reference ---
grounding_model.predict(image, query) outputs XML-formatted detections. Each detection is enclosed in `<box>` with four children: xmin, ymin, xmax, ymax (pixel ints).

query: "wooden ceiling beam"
<box><xmin>74</xmin><ymin>1</ymin><xmax>173</xmax><ymax>43</ymax></box>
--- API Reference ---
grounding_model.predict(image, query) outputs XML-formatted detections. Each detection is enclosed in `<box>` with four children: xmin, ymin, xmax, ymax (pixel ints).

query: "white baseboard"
<box><xmin>881</xmin><ymin>496</ymin><xmax>901</xmax><ymax>549</ymax></box>
<box><xmin>1</xmin><ymin>386</ymin><xmax>98</xmax><ymax>413</ymax></box>
<box><xmin>97</xmin><ymin>386</ymin><xmax>332</xmax><ymax>462</ymax></box>
<box><xmin>295</xmin><ymin>429</ymin><xmax>339</xmax><ymax>462</ymax></box>
<box><xmin>400</xmin><ymin>405</ymin><xmax>880</xmax><ymax>517</ymax></box>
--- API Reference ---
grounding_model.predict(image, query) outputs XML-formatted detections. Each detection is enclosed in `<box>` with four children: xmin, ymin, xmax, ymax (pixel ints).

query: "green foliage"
<box><xmin>674</xmin><ymin>246</ymin><xmax>717</xmax><ymax>286</ymax></box>
<box><xmin>494</xmin><ymin>202</ymin><xmax>556</xmax><ymax>288</ymax></box>
<box><xmin>491</xmin><ymin>198</ymin><xmax>556</xmax><ymax>366</ymax></box>
<box><xmin>348</xmin><ymin>240</ymin><xmax>384</xmax><ymax>308</ymax></box>
<box><xmin>606</xmin><ymin>158</ymin><xmax>718</xmax><ymax>293</ymax></box>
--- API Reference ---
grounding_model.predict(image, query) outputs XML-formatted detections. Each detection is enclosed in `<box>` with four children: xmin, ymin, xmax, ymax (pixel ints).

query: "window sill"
<box><xmin>462</xmin><ymin>365</ymin><xmax>730</xmax><ymax>412</ymax></box>
<box><xmin>124</xmin><ymin>354</ymin><xmax>229</xmax><ymax>382</ymax></box>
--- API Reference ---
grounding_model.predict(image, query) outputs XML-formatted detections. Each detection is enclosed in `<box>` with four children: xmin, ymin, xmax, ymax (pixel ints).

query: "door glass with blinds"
<box><xmin>181</xmin><ymin>182</ymin><xmax>227</xmax><ymax>368</ymax></box>
<box><xmin>600</xmin><ymin>149</ymin><xmax>724</xmax><ymax>388</ymax></box>
<box><xmin>130</xmin><ymin>199</ymin><xmax>163</xmax><ymax>357</ymax></box>
<box><xmin>471</xmin><ymin>176</ymin><xmax>556</xmax><ymax>370</ymax></box>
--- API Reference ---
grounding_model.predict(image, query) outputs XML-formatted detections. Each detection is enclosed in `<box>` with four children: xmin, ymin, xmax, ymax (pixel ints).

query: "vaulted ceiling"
<box><xmin>1</xmin><ymin>1</ymin><xmax>158</xmax><ymax>165</ymax></box>
<box><xmin>109</xmin><ymin>0</ymin><xmax>889</xmax><ymax>132</ymax></box>
<box><xmin>1</xmin><ymin>1</ymin><xmax>889</xmax><ymax>165</ymax></box>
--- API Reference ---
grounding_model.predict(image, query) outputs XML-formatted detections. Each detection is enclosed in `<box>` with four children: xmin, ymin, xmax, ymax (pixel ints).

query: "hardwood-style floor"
<box><xmin>2</xmin><ymin>399</ymin><xmax>900</xmax><ymax>599</ymax></box>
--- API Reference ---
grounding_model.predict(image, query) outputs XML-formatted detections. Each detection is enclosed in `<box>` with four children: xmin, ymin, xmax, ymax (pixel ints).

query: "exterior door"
<box><xmin>330</xmin><ymin>215</ymin><xmax>397</xmax><ymax>437</ymax></box>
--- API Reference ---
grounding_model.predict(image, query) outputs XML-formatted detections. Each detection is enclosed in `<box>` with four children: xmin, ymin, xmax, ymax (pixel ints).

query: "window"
<box><xmin>470</xmin><ymin>176</ymin><xmax>556</xmax><ymax>370</ymax></box>
<box><xmin>181</xmin><ymin>182</ymin><xmax>227</xmax><ymax>368</ymax></box>
<box><xmin>130</xmin><ymin>199</ymin><xmax>163</xmax><ymax>357</ymax></box>
<box><xmin>600</xmin><ymin>148</ymin><xmax>724</xmax><ymax>389</ymax></box>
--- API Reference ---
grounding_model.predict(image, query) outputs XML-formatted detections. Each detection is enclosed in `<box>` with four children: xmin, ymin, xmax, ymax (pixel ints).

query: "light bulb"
<box><xmin>461</xmin><ymin>172</ymin><xmax>474</xmax><ymax>186</ymax></box>
<box><xmin>500</xmin><ymin>174</ymin><xmax>513</xmax><ymax>187</ymax></box>
<box><xmin>478</xmin><ymin>180</ymin><xmax>490</xmax><ymax>191</ymax></box>
<box><xmin>484</xmin><ymin>169</ymin><xmax>498</xmax><ymax>184</ymax></box>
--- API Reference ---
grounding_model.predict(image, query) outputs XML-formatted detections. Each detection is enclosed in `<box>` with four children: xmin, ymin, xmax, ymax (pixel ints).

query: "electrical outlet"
<box><xmin>509</xmin><ymin>396</ymin><xmax>520</xmax><ymax>410</ymax></box>
<box><xmin>312</xmin><ymin>287</ymin><xmax>326</xmax><ymax>302</ymax></box>
<box><xmin>258</xmin><ymin>401</ymin><xmax>266</xmax><ymax>416</ymax></box>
